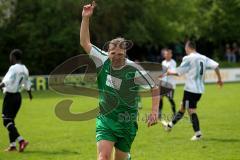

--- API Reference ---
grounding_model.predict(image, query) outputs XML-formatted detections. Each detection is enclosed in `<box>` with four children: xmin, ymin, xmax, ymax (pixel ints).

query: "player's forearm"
<box><xmin>215</xmin><ymin>67</ymin><xmax>222</xmax><ymax>81</ymax></box>
<box><xmin>151</xmin><ymin>86</ymin><xmax>160</xmax><ymax>114</ymax></box>
<box><xmin>80</xmin><ymin>17</ymin><xmax>91</xmax><ymax>53</ymax></box>
<box><xmin>169</xmin><ymin>73</ymin><xmax>179</xmax><ymax>76</ymax></box>
<box><xmin>167</xmin><ymin>71</ymin><xmax>179</xmax><ymax>76</ymax></box>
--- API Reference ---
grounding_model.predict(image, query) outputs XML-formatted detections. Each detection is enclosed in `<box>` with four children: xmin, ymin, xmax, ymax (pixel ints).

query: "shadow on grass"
<box><xmin>22</xmin><ymin>149</ymin><xmax>80</xmax><ymax>155</ymax></box>
<box><xmin>204</xmin><ymin>138</ymin><xmax>240</xmax><ymax>143</ymax></box>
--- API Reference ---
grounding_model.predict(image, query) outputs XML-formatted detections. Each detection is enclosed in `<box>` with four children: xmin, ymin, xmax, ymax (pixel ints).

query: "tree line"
<box><xmin>0</xmin><ymin>0</ymin><xmax>240</xmax><ymax>74</ymax></box>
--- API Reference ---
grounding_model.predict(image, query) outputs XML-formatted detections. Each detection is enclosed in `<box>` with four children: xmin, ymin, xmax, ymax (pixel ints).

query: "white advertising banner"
<box><xmin>0</xmin><ymin>68</ymin><xmax>240</xmax><ymax>91</ymax></box>
<box><xmin>150</xmin><ymin>68</ymin><xmax>240</xmax><ymax>85</ymax></box>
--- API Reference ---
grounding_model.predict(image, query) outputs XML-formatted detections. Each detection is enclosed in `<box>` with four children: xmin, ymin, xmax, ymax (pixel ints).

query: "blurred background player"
<box><xmin>80</xmin><ymin>1</ymin><xmax>160</xmax><ymax>160</ymax></box>
<box><xmin>0</xmin><ymin>49</ymin><xmax>32</xmax><ymax>152</ymax></box>
<box><xmin>162</xmin><ymin>40</ymin><xmax>223</xmax><ymax>141</ymax></box>
<box><xmin>158</xmin><ymin>49</ymin><xmax>177</xmax><ymax>119</ymax></box>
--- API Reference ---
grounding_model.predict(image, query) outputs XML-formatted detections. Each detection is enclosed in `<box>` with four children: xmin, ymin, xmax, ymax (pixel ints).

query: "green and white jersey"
<box><xmin>89</xmin><ymin>45</ymin><xmax>156</xmax><ymax>122</ymax></box>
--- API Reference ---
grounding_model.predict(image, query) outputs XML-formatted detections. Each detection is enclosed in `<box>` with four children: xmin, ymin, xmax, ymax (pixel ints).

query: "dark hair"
<box><xmin>10</xmin><ymin>49</ymin><xmax>22</xmax><ymax>60</ymax></box>
<box><xmin>186</xmin><ymin>40</ymin><xmax>196</xmax><ymax>49</ymax></box>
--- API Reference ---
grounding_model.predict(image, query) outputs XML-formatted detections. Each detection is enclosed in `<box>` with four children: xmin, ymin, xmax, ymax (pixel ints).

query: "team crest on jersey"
<box><xmin>106</xmin><ymin>75</ymin><xmax>122</xmax><ymax>90</ymax></box>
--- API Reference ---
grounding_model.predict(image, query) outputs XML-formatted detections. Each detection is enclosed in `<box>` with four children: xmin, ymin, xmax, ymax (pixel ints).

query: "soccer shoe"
<box><xmin>4</xmin><ymin>146</ymin><xmax>17</xmax><ymax>152</ymax></box>
<box><xmin>19</xmin><ymin>140</ymin><xmax>29</xmax><ymax>152</ymax></box>
<box><xmin>190</xmin><ymin>134</ymin><xmax>202</xmax><ymax>141</ymax></box>
<box><xmin>161</xmin><ymin>120</ymin><xmax>172</xmax><ymax>132</ymax></box>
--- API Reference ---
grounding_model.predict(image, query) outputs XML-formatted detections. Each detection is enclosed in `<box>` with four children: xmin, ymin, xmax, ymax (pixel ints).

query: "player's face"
<box><xmin>163</xmin><ymin>51</ymin><xmax>172</xmax><ymax>60</ymax></box>
<box><xmin>108</xmin><ymin>44</ymin><xmax>126</xmax><ymax>68</ymax></box>
<box><xmin>185</xmin><ymin>44</ymin><xmax>190</xmax><ymax>55</ymax></box>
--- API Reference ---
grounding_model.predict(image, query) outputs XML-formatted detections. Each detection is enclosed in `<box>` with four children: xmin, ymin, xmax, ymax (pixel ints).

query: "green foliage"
<box><xmin>195</xmin><ymin>0</ymin><xmax>240</xmax><ymax>43</ymax></box>
<box><xmin>0</xmin><ymin>84</ymin><xmax>240</xmax><ymax>159</ymax></box>
<box><xmin>0</xmin><ymin>0</ymin><xmax>240</xmax><ymax>74</ymax></box>
<box><xmin>0</xmin><ymin>0</ymin><xmax>82</xmax><ymax>74</ymax></box>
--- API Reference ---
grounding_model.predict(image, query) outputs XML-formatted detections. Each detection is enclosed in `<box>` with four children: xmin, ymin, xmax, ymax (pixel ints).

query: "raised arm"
<box><xmin>80</xmin><ymin>1</ymin><xmax>96</xmax><ymax>54</ymax></box>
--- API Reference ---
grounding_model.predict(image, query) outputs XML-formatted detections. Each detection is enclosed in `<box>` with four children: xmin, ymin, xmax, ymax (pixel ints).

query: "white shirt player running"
<box><xmin>176</xmin><ymin>52</ymin><xmax>219</xmax><ymax>94</ymax></box>
<box><xmin>161</xmin><ymin>59</ymin><xmax>177</xmax><ymax>89</ymax></box>
<box><xmin>2</xmin><ymin>64</ymin><xmax>31</xmax><ymax>93</ymax></box>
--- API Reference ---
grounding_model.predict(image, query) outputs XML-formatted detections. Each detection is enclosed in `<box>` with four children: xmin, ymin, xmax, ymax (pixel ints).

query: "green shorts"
<box><xmin>96</xmin><ymin>116</ymin><xmax>138</xmax><ymax>153</ymax></box>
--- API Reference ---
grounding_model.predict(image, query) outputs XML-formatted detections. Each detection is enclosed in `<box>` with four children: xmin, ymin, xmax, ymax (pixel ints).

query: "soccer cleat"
<box><xmin>191</xmin><ymin>134</ymin><xmax>202</xmax><ymax>141</ymax></box>
<box><xmin>4</xmin><ymin>146</ymin><xmax>17</xmax><ymax>152</ymax></box>
<box><xmin>19</xmin><ymin>140</ymin><xmax>29</xmax><ymax>152</ymax></box>
<box><xmin>161</xmin><ymin>120</ymin><xmax>172</xmax><ymax>132</ymax></box>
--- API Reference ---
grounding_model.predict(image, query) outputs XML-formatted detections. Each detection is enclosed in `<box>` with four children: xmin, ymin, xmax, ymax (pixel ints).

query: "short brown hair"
<box><xmin>108</xmin><ymin>37</ymin><xmax>125</xmax><ymax>50</ymax></box>
<box><xmin>110</xmin><ymin>37</ymin><xmax>125</xmax><ymax>44</ymax></box>
<box><xmin>186</xmin><ymin>40</ymin><xmax>196</xmax><ymax>49</ymax></box>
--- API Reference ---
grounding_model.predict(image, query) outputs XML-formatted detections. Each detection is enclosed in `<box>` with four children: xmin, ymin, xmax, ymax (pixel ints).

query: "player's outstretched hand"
<box><xmin>217</xmin><ymin>80</ymin><xmax>223</xmax><ymax>88</ymax></box>
<box><xmin>29</xmin><ymin>94</ymin><xmax>33</xmax><ymax>101</ymax></box>
<box><xmin>158</xmin><ymin>74</ymin><xmax>165</xmax><ymax>79</ymax></box>
<box><xmin>28</xmin><ymin>90</ymin><xmax>33</xmax><ymax>101</ymax></box>
<box><xmin>147</xmin><ymin>113</ymin><xmax>158</xmax><ymax>127</ymax></box>
<box><xmin>82</xmin><ymin>1</ymin><xmax>96</xmax><ymax>18</ymax></box>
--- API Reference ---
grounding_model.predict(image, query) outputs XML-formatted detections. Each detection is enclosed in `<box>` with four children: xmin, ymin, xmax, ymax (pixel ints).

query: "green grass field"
<box><xmin>0</xmin><ymin>83</ymin><xmax>240</xmax><ymax>160</ymax></box>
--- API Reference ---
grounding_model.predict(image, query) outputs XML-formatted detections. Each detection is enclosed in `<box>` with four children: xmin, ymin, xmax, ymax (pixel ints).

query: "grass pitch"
<box><xmin>0</xmin><ymin>83</ymin><xmax>240</xmax><ymax>160</ymax></box>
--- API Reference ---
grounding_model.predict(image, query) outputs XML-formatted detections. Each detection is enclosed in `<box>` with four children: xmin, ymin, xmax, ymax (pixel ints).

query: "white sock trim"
<box><xmin>169</xmin><ymin>122</ymin><xmax>173</xmax><ymax>128</ymax></box>
<box><xmin>6</xmin><ymin>122</ymin><xmax>13</xmax><ymax>129</ymax></box>
<box><xmin>195</xmin><ymin>131</ymin><xmax>202</xmax><ymax>136</ymax></box>
<box><xmin>17</xmin><ymin>136</ymin><xmax>24</xmax><ymax>142</ymax></box>
<box><xmin>10</xmin><ymin>142</ymin><xmax>16</xmax><ymax>147</ymax></box>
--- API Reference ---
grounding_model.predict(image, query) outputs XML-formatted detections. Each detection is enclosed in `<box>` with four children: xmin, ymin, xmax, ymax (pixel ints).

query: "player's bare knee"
<box><xmin>179</xmin><ymin>106</ymin><xmax>186</xmax><ymax>113</ymax></box>
<box><xmin>188</xmin><ymin>108</ymin><xmax>196</xmax><ymax>115</ymax></box>
<box><xmin>114</xmin><ymin>151</ymin><xmax>128</xmax><ymax>160</ymax></box>
<box><xmin>98</xmin><ymin>153</ymin><xmax>111</xmax><ymax>160</ymax></box>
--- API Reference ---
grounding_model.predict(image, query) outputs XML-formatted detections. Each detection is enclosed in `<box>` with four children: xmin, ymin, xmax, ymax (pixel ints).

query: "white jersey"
<box><xmin>161</xmin><ymin>59</ymin><xmax>177</xmax><ymax>89</ymax></box>
<box><xmin>176</xmin><ymin>52</ymin><xmax>219</xmax><ymax>94</ymax></box>
<box><xmin>2</xmin><ymin>64</ymin><xmax>31</xmax><ymax>93</ymax></box>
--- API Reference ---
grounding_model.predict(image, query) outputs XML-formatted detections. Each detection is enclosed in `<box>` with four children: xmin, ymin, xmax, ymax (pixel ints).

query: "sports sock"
<box><xmin>191</xmin><ymin>113</ymin><xmax>200</xmax><ymax>132</ymax></box>
<box><xmin>17</xmin><ymin>136</ymin><xmax>24</xmax><ymax>142</ymax></box>
<box><xmin>10</xmin><ymin>142</ymin><xmax>16</xmax><ymax>147</ymax></box>
<box><xmin>195</xmin><ymin>131</ymin><xmax>202</xmax><ymax>137</ymax></box>
<box><xmin>169</xmin><ymin>99</ymin><xmax>176</xmax><ymax>115</ymax></box>
<box><xmin>172</xmin><ymin>111</ymin><xmax>184</xmax><ymax>125</ymax></box>
<box><xmin>159</xmin><ymin>99</ymin><xmax>163</xmax><ymax>118</ymax></box>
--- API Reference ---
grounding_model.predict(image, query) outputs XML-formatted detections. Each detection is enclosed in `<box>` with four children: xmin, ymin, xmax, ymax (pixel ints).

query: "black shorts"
<box><xmin>2</xmin><ymin>92</ymin><xmax>22</xmax><ymax>119</ymax></box>
<box><xmin>182</xmin><ymin>91</ymin><xmax>202</xmax><ymax>109</ymax></box>
<box><xmin>160</xmin><ymin>86</ymin><xmax>175</xmax><ymax>100</ymax></box>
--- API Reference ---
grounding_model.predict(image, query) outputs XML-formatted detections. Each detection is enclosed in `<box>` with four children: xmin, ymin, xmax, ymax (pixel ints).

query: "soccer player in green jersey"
<box><xmin>80</xmin><ymin>1</ymin><xmax>160</xmax><ymax>160</ymax></box>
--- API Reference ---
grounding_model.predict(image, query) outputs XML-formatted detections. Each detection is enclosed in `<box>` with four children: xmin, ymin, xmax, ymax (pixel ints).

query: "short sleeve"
<box><xmin>134</xmin><ymin>65</ymin><xmax>156</xmax><ymax>89</ymax></box>
<box><xmin>22</xmin><ymin>69</ymin><xmax>31</xmax><ymax>91</ymax></box>
<box><xmin>2</xmin><ymin>66</ymin><xmax>15</xmax><ymax>86</ymax></box>
<box><xmin>169</xmin><ymin>60</ymin><xmax>177</xmax><ymax>72</ymax></box>
<box><xmin>22</xmin><ymin>80</ymin><xmax>31</xmax><ymax>91</ymax></box>
<box><xmin>89</xmin><ymin>45</ymin><xmax>108</xmax><ymax>68</ymax></box>
<box><xmin>206</xmin><ymin>57</ymin><xmax>219</xmax><ymax>69</ymax></box>
<box><xmin>176</xmin><ymin>56</ymin><xmax>190</xmax><ymax>76</ymax></box>
<box><xmin>161</xmin><ymin>61</ymin><xmax>168</xmax><ymax>73</ymax></box>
